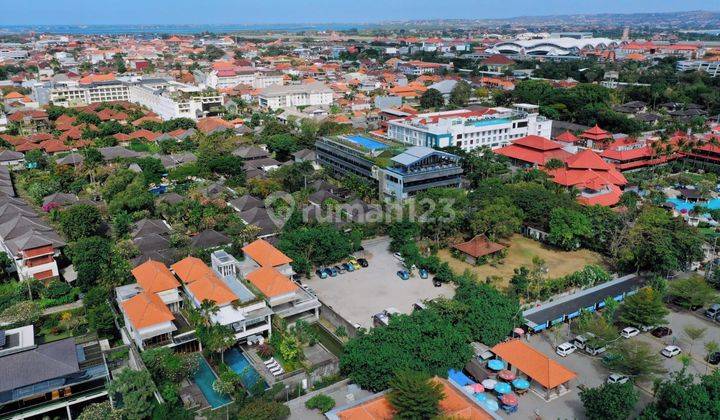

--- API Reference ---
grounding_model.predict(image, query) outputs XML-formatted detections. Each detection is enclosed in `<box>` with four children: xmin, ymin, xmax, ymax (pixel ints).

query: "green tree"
<box><xmin>108</xmin><ymin>368</ymin><xmax>156</xmax><ymax>419</ymax></box>
<box><xmin>607</xmin><ymin>341</ymin><xmax>666</xmax><ymax>381</ymax></box>
<box><xmin>387</xmin><ymin>371</ymin><xmax>445</xmax><ymax>420</ymax></box>
<box><xmin>640</xmin><ymin>370</ymin><xmax>720</xmax><ymax>420</ymax></box>
<box><xmin>468</xmin><ymin>197</ymin><xmax>523</xmax><ymax>240</ymax></box>
<box><xmin>305</xmin><ymin>394</ymin><xmax>336</xmax><ymax>413</ymax></box>
<box><xmin>77</xmin><ymin>401</ymin><xmax>120</xmax><ymax>420</ymax></box>
<box><xmin>58</xmin><ymin>204</ymin><xmax>103</xmax><ymax>241</ymax></box>
<box><xmin>548</xmin><ymin>207</ymin><xmax>592</xmax><ymax>251</ymax></box>
<box><xmin>683</xmin><ymin>325</ymin><xmax>707</xmax><ymax>356</ymax></box>
<box><xmin>449</xmin><ymin>81</ymin><xmax>472</xmax><ymax>107</ymax></box>
<box><xmin>420</xmin><ymin>88</ymin><xmax>445</xmax><ymax>109</ymax></box>
<box><xmin>618</xmin><ymin>287</ymin><xmax>669</xmax><ymax>329</ymax></box>
<box><xmin>0</xmin><ymin>300</ymin><xmax>41</xmax><ymax>327</ymax></box>
<box><xmin>572</xmin><ymin>312</ymin><xmax>618</xmax><ymax>349</ymax></box>
<box><xmin>667</xmin><ymin>276</ymin><xmax>717</xmax><ymax>309</ymax></box>
<box><xmin>87</xmin><ymin>302</ymin><xmax>116</xmax><ymax>336</ymax></box>
<box><xmin>266</xmin><ymin>133</ymin><xmax>299</xmax><ymax>161</ymax></box>
<box><xmin>67</xmin><ymin>236</ymin><xmax>113</xmax><ymax>290</ymax></box>
<box><xmin>235</xmin><ymin>399</ymin><xmax>290</xmax><ymax>420</ymax></box>
<box><xmin>452</xmin><ymin>279</ymin><xmax>520</xmax><ymax>346</ymax></box>
<box><xmin>580</xmin><ymin>382</ymin><xmax>638</xmax><ymax>420</ymax></box>
<box><xmin>277</xmin><ymin>225</ymin><xmax>352</xmax><ymax>275</ymax></box>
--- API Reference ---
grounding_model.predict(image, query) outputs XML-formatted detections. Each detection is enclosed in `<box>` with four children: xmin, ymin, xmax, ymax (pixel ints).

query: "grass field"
<box><xmin>438</xmin><ymin>234</ymin><xmax>606</xmax><ymax>290</ymax></box>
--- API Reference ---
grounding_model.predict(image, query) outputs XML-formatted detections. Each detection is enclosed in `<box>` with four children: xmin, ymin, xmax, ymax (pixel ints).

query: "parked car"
<box><xmin>334</xmin><ymin>265</ymin><xmax>345</xmax><ymax>274</ymax></box>
<box><xmin>556</xmin><ymin>342</ymin><xmax>577</xmax><ymax>357</ymax></box>
<box><xmin>357</xmin><ymin>258</ymin><xmax>369</xmax><ymax>267</ymax></box>
<box><xmin>419</xmin><ymin>268</ymin><xmax>429</xmax><ymax>279</ymax></box>
<box><xmin>393</xmin><ymin>252</ymin><xmax>404</xmax><ymax>262</ymax></box>
<box><xmin>342</xmin><ymin>262</ymin><xmax>355</xmax><ymax>272</ymax></box>
<box><xmin>705</xmin><ymin>303</ymin><xmax>720</xmax><ymax>319</ymax></box>
<box><xmin>606</xmin><ymin>373</ymin><xmax>630</xmax><ymax>384</ymax></box>
<box><xmin>315</xmin><ymin>268</ymin><xmax>328</xmax><ymax>279</ymax></box>
<box><xmin>661</xmin><ymin>345</ymin><xmax>682</xmax><ymax>358</ymax></box>
<box><xmin>397</xmin><ymin>270</ymin><xmax>410</xmax><ymax>280</ymax></box>
<box><xmin>328</xmin><ymin>267</ymin><xmax>338</xmax><ymax>277</ymax></box>
<box><xmin>651</xmin><ymin>326</ymin><xmax>673</xmax><ymax>338</ymax></box>
<box><xmin>585</xmin><ymin>342</ymin><xmax>607</xmax><ymax>356</ymax></box>
<box><xmin>433</xmin><ymin>279</ymin><xmax>442</xmax><ymax>287</ymax></box>
<box><xmin>322</xmin><ymin>267</ymin><xmax>333</xmax><ymax>278</ymax></box>
<box><xmin>573</xmin><ymin>333</ymin><xmax>593</xmax><ymax>350</ymax></box>
<box><xmin>708</xmin><ymin>352</ymin><xmax>720</xmax><ymax>365</ymax></box>
<box><xmin>621</xmin><ymin>327</ymin><xmax>640</xmax><ymax>339</ymax></box>
<box><xmin>301</xmin><ymin>284</ymin><xmax>316</xmax><ymax>296</ymax></box>
<box><xmin>349</xmin><ymin>259</ymin><xmax>361</xmax><ymax>269</ymax></box>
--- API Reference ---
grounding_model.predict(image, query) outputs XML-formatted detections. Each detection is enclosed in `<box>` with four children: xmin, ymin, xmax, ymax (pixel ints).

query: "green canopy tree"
<box><xmin>580</xmin><ymin>382</ymin><xmax>638</xmax><ymax>420</ymax></box>
<box><xmin>548</xmin><ymin>207</ymin><xmax>592</xmax><ymax>251</ymax></box>
<box><xmin>667</xmin><ymin>276</ymin><xmax>717</xmax><ymax>309</ymax></box>
<box><xmin>449</xmin><ymin>81</ymin><xmax>472</xmax><ymax>107</ymax></box>
<box><xmin>58</xmin><ymin>204</ymin><xmax>103</xmax><ymax>242</ymax></box>
<box><xmin>618</xmin><ymin>287</ymin><xmax>669</xmax><ymax>329</ymax></box>
<box><xmin>420</xmin><ymin>88</ymin><xmax>445</xmax><ymax>109</ymax></box>
<box><xmin>387</xmin><ymin>371</ymin><xmax>445</xmax><ymax>420</ymax></box>
<box><xmin>607</xmin><ymin>341</ymin><xmax>666</xmax><ymax>381</ymax></box>
<box><xmin>108</xmin><ymin>369</ymin><xmax>156</xmax><ymax>419</ymax></box>
<box><xmin>468</xmin><ymin>197</ymin><xmax>523</xmax><ymax>240</ymax></box>
<box><xmin>640</xmin><ymin>370</ymin><xmax>720</xmax><ymax>420</ymax></box>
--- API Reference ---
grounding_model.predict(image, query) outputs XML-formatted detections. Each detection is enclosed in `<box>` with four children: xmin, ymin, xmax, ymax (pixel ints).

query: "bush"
<box><xmin>43</xmin><ymin>280</ymin><xmax>73</xmax><ymax>299</ymax></box>
<box><xmin>305</xmin><ymin>394</ymin><xmax>336</xmax><ymax>413</ymax></box>
<box><xmin>258</xmin><ymin>343</ymin><xmax>275</xmax><ymax>358</ymax></box>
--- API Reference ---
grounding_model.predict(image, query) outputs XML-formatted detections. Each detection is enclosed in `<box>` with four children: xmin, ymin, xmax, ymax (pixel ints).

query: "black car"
<box><xmin>433</xmin><ymin>279</ymin><xmax>442</xmax><ymax>287</ymax></box>
<box><xmin>708</xmin><ymin>352</ymin><xmax>720</xmax><ymax>365</ymax></box>
<box><xmin>357</xmin><ymin>258</ymin><xmax>369</xmax><ymax>267</ymax></box>
<box><xmin>651</xmin><ymin>326</ymin><xmax>673</xmax><ymax>338</ymax></box>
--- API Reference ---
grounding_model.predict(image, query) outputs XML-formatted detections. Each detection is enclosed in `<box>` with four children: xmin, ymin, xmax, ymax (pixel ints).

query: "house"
<box><xmin>240</xmin><ymin>239</ymin><xmax>320</xmax><ymax>323</ymax></box>
<box><xmin>173</xmin><ymin>254</ymin><xmax>273</xmax><ymax>343</ymax></box>
<box><xmin>452</xmin><ymin>235</ymin><xmax>505</xmax><ymax>264</ymax></box>
<box><xmin>190</xmin><ymin>229</ymin><xmax>232</xmax><ymax>250</ymax></box>
<box><xmin>481</xmin><ymin>54</ymin><xmax>516</xmax><ymax>72</ymax></box>
<box><xmin>0</xmin><ymin>150</ymin><xmax>25</xmax><ymax>167</ymax></box>
<box><xmin>547</xmin><ymin>149</ymin><xmax>628</xmax><ymax>207</ymax></box>
<box><xmin>0</xmin><ymin>326</ymin><xmax>109</xmax><ymax>419</ymax></box>
<box><xmin>494</xmin><ymin>135</ymin><xmax>572</xmax><ymax>167</ymax></box>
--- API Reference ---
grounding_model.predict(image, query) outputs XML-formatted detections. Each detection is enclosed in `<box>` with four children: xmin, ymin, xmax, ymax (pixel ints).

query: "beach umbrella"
<box><xmin>481</xmin><ymin>379</ymin><xmax>497</xmax><ymax>390</ymax></box>
<box><xmin>501</xmin><ymin>393</ymin><xmax>518</xmax><ymax>406</ymax></box>
<box><xmin>487</xmin><ymin>359</ymin><xmax>505</xmax><ymax>371</ymax></box>
<box><xmin>512</xmin><ymin>378</ymin><xmax>530</xmax><ymax>390</ymax></box>
<box><xmin>471</xmin><ymin>383</ymin><xmax>485</xmax><ymax>393</ymax></box>
<box><xmin>495</xmin><ymin>382</ymin><xmax>512</xmax><ymax>394</ymax></box>
<box><xmin>474</xmin><ymin>392</ymin><xmax>488</xmax><ymax>402</ymax></box>
<box><xmin>498</xmin><ymin>370</ymin><xmax>516</xmax><ymax>381</ymax></box>
<box><xmin>483</xmin><ymin>399</ymin><xmax>499</xmax><ymax>412</ymax></box>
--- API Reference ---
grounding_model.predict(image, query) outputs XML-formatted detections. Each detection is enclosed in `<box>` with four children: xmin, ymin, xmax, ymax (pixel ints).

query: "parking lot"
<box><xmin>303</xmin><ymin>237</ymin><xmax>456</xmax><ymax>329</ymax></box>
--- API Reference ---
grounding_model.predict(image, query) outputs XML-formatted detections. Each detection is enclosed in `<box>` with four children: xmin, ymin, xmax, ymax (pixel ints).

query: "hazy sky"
<box><xmin>1</xmin><ymin>0</ymin><xmax>716</xmax><ymax>25</ymax></box>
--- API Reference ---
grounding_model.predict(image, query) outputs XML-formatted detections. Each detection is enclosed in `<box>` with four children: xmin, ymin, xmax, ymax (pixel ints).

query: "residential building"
<box><xmin>205</xmin><ymin>68</ymin><xmax>284</xmax><ymax>89</ymax></box>
<box><xmin>239</xmin><ymin>239</ymin><xmax>320</xmax><ymax>323</ymax></box>
<box><xmin>127</xmin><ymin>79</ymin><xmax>223</xmax><ymax>120</ymax></box>
<box><xmin>386</xmin><ymin>104</ymin><xmax>552</xmax><ymax>151</ymax></box>
<box><xmin>115</xmin><ymin>259</ymin><xmax>193</xmax><ymax>350</ymax></box>
<box><xmin>397</xmin><ymin>60</ymin><xmax>447</xmax><ymax>75</ymax></box>
<box><xmin>173</xmin><ymin>254</ymin><xmax>273</xmax><ymax>343</ymax></box>
<box><xmin>0</xmin><ymin>326</ymin><xmax>109</xmax><ymax>419</ymax></box>
<box><xmin>258</xmin><ymin>82</ymin><xmax>334</xmax><ymax>110</ymax></box>
<box><xmin>315</xmin><ymin>135</ymin><xmax>463</xmax><ymax>201</ymax></box>
<box><xmin>676</xmin><ymin>60</ymin><xmax>720</xmax><ymax>77</ymax></box>
<box><xmin>43</xmin><ymin>79</ymin><xmax>130</xmax><ymax>108</ymax></box>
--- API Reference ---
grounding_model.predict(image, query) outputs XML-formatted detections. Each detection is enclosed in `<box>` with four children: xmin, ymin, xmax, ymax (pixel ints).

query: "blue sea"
<box><xmin>0</xmin><ymin>23</ymin><xmax>375</xmax><ymax>36</ymax></box>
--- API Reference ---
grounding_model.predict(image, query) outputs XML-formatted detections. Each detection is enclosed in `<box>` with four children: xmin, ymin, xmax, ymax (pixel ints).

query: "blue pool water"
<box><xmin>193</xmin><ymin>358</ymin><xmax>232</xmax><ymax>409</ymax></box>
<box><xmin>346</xmin><ymin>135</ymin><xmax>387</xmax><ymax>151</ymax></box>
<box><xmin>473</xmin><ymin>118</ymin><xmax>510</xmax><ymax>127</ymax></box>
<box><xmin>666</xmin><ymin>197</ymin><xmax>720</xmax><ymax>214</ymax></box>
<box><xmin>224</xmin><ymin>349</ymin><xmax>268</xmax><ymax>391</ymax></box>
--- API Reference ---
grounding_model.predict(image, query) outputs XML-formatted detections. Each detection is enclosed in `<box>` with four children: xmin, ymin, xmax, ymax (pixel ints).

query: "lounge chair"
<box><xmin>269</xmin><ymin>366</ymin><xmax>283</xmax><ymax>375</ymax></box>
<box><xmin>263</xmin><ymin>358</ymin><xmax>277</xmax><ymax>367</ymax></box>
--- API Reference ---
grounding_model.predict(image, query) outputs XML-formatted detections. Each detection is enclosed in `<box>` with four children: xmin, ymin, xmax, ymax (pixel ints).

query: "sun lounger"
<box><xmin>270</xmin><ymin>366</ymin><xmax>283</xmax><ymax>375</ymax></box>
<box><xmin>263</xmin><ymin>358</ymin><xmax>277</xmax><ymax>366</ymax></box>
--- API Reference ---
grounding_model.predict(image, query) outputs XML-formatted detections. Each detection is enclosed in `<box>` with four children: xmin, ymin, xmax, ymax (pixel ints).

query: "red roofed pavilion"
<box><xmin>494</xmin><ymin>135</ymin><xmax>572</xmax><ymax>166</ymax></box>
<box><xmin>580</xmin><ymin>125</ymin><xmax>612</xmax><ymax>149</ymax></box>
<box><xmin>554</xmin><ymin>130</ymin><xmax>579</xmax><ymax>144</ymax></box>
<box><xmin>547</xmin><ymin>149</ymin><xmax>627</xmax><ymax>207</ymax></box>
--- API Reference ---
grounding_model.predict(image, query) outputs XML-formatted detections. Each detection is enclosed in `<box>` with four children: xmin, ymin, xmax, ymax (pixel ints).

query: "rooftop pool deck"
<box><xmin>471</xmin><ymin>118</ymin><xmax>510</xmax><ymax>127</ymax></box>
<box><xmin>193</xmin><ymin>357</ymin><xmax>231</xmax><ymax>409</ymax></box>
<box><xmin>345</xmin><ymin>135</ymin><xmax>388</xmax><ymax>151</ymax></box>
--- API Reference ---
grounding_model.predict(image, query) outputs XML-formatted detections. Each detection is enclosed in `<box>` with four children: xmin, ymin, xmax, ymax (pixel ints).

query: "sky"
<box><xmin>0</xmin><ymin>0</ymin><xmax>716</xmax><ymax>25</ymax></box>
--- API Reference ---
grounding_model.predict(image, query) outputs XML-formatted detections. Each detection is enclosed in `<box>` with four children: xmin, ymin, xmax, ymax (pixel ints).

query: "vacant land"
<box><xmin>438</xmin><ymin>234</ymin><xmax>606</xmax><ymax>290</ymax></box>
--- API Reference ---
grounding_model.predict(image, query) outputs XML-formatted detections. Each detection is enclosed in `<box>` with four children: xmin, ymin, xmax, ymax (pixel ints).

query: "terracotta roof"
<box><xmin>335</xmin><ymin>377</ymin><xmax>493</xmax><ymax>420</ymax></box>
<box><xmin>171</xmin><ymin>256</ymin><xmax>215</xmax><ymax>284</ymax></box>
<box><xmin>513</xmin><ymin>135</ymin><xmax>564</xmax><ymax>151</ymax></box>
<box><xmin>132</xmin><ymin>259</ymin><xmax>179</xmax><ymax>293</ymax></box>
<box><xmin>245</xmin><ymin>267</ymin><xmax>298</xmax><ymax>298</ymax></box>
<box><xmin>121</xmin><ymin>291</ymin><xmax>175</xmax><ymax>330</ymax></box>
<box><xmin>580</xmin><ymin>125</ymin><xmax>611</xmax><ymax>141</ymax></box>
<box><xmin>242</xmin><ymin>239</ymin><xmax>292</xmax><ymax>267</ymax></box>
<box><xmin>186</xmin><ymin>273</ymin><xmax>237</xmax><ymax>306</ymax></box>
<box><xmin>565</xmin><ymin>149</ymin><xmax>613</xmax><ymax>171</ymax></box>
<box><xmin>555</xmin><ymin>131</ymin><xmax>579</xmax><ymax>143</ymax></box>
<box><xmin>492</xmin><ymin>339</ymin><xmax>577</xmax><ymax>389</ymax></box>
<box><xmin>452</xmin><ymin>235</ymin><xmax>505</xmax><ymax>258</ymax></box>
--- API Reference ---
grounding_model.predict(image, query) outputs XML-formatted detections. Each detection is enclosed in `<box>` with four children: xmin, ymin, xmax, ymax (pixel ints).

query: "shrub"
<box><xmin>43</xmin><ymin>280</ymin><xmax>73</xmax><ymax>299</ymax></box>
<box><xmin>258</xmin><ymin>343</ymin><xmax>275</xmax><ymax>358</ymax></box>
<box><xmin>305</xmin><ymin>394</ymin><xmax>336</xmax><ymax>413</ymax></box>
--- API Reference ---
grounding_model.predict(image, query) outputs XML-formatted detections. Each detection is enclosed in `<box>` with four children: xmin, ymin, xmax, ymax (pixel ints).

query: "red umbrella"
<box><xmin>498</xmin><ymin>370</ymin><xmax>516</xmax><ymax>381</ymax></box>
<box><xmin>501</xmin><ymin>393</ymin><xmax>518</xmax><ymax>406</ymax></box>
<box><xmin>471</xmin><ymin>383</ymin><xmax>485</xmax><ymax>393</ymax></box>
<box><xmin>513</xmin><ymin>327</ymin><xmax>525</xmax><ymax>336</ymax></box>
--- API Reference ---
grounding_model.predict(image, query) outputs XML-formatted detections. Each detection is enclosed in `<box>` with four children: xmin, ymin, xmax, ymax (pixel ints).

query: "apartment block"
<box><xmin>258</xmin><ymin>82</ymin><xmax>333</xmax><ymax>110</ymax></box>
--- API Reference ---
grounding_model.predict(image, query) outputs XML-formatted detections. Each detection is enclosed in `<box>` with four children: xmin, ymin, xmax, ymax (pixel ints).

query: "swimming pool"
<box><xmin>224</xmin><ymin>348</ymin><xmax>267</xmax><ymax>391</ymax></box>
<box><xmin>667</xmin><ymin>197</ymin><xmax>720</xmax><ymax>213</ymax></box>
<box><xmin>473</xmin><ymin>118</ymin><xmax>510</xmax><ymax>127</ymax></box>
<box><xmin>193</xmin><ymin>357</ymin><xmax>232</xmax><ymax>409</ymax></box>
<box><xmin>345</xmin><ymin>135</ymin><xmax>387</xmax><ymax>151</ymax></box>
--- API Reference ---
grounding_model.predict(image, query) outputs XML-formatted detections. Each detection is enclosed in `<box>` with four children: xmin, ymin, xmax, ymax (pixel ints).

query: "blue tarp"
<box><xmin>448</xmin><ymin>369</ymin><xmax>474</xmax><ymax>386</ymax></box>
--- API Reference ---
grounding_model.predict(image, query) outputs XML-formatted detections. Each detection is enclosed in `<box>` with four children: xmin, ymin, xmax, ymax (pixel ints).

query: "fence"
<box><xmin>319</xmin><ymin>300</ymin><xmax>359</xmax><ymax>338</ymax></box>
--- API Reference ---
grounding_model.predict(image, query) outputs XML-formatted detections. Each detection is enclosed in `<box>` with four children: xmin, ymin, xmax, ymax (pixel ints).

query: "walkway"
<box><xmin>42</xmin><ymin>299</ymin><xmax>83</xmax><ymax>315</ymax></box>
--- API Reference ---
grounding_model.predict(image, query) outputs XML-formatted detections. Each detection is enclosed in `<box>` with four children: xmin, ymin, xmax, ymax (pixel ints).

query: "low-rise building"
<box><xmin>258</xmin><ymin>82</ymin><xmax>333</xmax><ymax>110</ymax></box>
<box><xmin>386</xmin><ymin>104</ymin><xmax>552</xmax><ymax>151</ymax></box>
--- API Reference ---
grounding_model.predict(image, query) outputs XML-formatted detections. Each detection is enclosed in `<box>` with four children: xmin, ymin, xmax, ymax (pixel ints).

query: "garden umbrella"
<box><xmin>487</xmin><ymin>359</ymin><xmax>505</xmax><ymax>371</ymax></box>
<box><xmin>512</xmin><ymin>378</ymin><xmax>530</xmax><ymax>390</ymax></box>
<box><xmin>481</xmin><ymin>379</ymin><xmax>497</xmax><ymax>390</ymax></box>
<box><xmin>501</xmin><ymin>393</ymin><xmax>518</xmax><ymax>406</ymax></box>
<box><xmin>498</xmin><ymin>370</ymin><xmax>516</xmax><ymax>381</ymax></box>
<box><xmin>471</xmin><ymin>383</ymin><xmax>485</xmax><ymax>393</ymax></box>
<box><xmin>474</xmin><ymin>392</ymin><xmax>488</xmax><ymax>402</ymax></box>
<box><xmin>483</xmin><ymin>399</ymin><xmax>499</xmax><ymax>412</ymax></box>
<box><xmin>495</xmin><ymin>382</ymin><xmax>512</xmax><ymax>394</ymax></box>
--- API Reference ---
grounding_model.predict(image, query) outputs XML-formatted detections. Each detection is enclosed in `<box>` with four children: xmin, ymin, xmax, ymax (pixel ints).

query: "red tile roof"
<box><xmin>452</xmin><ymin>235</ymin><xmax>505</xmax><ymax>258</ymax></box>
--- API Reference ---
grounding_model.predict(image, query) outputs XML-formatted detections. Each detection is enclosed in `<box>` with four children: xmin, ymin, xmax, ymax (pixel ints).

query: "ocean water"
<box><xmin>0</xmin><ymin>23</ymin><xmax>375</xmax><ymax>35</ymax></box>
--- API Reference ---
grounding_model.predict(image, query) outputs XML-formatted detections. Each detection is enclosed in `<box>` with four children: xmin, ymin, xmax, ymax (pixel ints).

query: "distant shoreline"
<box><xmin>0</xmin><ymin>23</ymin><xmax>377</xmax><ymax>35</ymax></box>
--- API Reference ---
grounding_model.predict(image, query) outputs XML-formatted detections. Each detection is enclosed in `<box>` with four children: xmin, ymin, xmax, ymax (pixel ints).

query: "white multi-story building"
<box><xmin>677</xmin><ymin>60</ymin><xmax>720</xmax><ymax>77</ymax></box>
<box><xmin>127</xmin><ymin>79</ymin><xmax>223</xmax><ymax>120</ymax></box>
<box><xmin>386</xmin><ymin>104</ymin><xmax>552</xmax><ymax>151</ymax></box>
<box><xmin>45</xmin><ymin>79</ymin><xmax>130</xmax><ymax>107</ymax></box>
<box><xmin>258</xmin><ymin>82</ymin><xmax>333</xmax><ymax>110</ymax></box>
<box><xmin>205</xmin><ymin>69</ymin><xmax>284</xmax><ymax>89</ymax></box>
